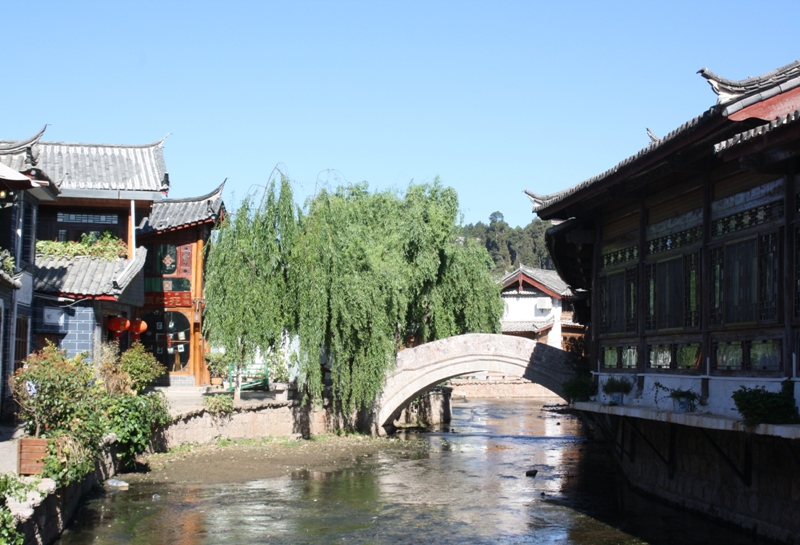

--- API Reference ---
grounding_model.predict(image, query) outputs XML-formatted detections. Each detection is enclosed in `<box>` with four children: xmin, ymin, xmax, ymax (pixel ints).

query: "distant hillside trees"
<box><xmin>461</xmin><ymin>212</ymin><xmax>552</xmax><ymax>273</ymax></box>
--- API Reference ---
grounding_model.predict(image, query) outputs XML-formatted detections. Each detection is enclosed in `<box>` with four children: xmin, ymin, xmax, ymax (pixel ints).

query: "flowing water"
<box><xmin>56</xmin><ymin>398</ymin><xmax>770</xmax><ymax>544</ymax></box>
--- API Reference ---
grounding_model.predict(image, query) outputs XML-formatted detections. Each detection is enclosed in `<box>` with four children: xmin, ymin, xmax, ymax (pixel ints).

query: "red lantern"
<box><xmin>129</xmin><ymin>319</ymin><xmax>148</xmax><ymax>341</ymax></box>
<box><xmin>108</xmin><ymin>316</ymin><xmax>130</xmax><ymax>339</ymax></box>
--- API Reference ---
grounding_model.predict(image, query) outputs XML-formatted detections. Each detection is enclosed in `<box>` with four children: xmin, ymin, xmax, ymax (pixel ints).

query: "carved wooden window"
<box><xmin>645</xmin><ymin>263</ymin><xmax>656</xmax><ymax>330</ymax></box>
<box><xmin>625</xmin><ymin>267</ymin><xmax>637</xmax><ymax>333</ymax></box>
<box><xmin>758</xmin><ymin>233</ymin><xmax>778</xmax><ymax>321</ymax></box>
<box><xmin>600</xmin><ymin>269</ymin><xmax>635</xmax><ymax>335</ymax></box>
<box><xmin>656</xmin><ymin>258</ymin><xmax>683</xmax><ymax>329</ymax></box>
<box><xmin>709</xmin><ymin>247</ymin><xmax>724</xmax><ymax>326</ymax></box>
<box><xmin>683</xmin><ymin>253</ymin><xmax>700</xmax><ymax>328</ymax></box>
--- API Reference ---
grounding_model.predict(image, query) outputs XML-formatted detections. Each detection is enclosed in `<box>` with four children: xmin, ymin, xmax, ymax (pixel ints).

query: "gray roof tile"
<box><xmin>714</xmin><ymin>109</ymin><xmax>800</xmax><ymax>154</ymax></box>
<box><xmin>34</xmin><ymin>249</ymin><xmax>147</xmax><ymax>298</ymax></box>
<box><xmin>500</xmin><ymin>265</ymin><xmax>572</xmax><ymax>297</ymax></box>
<box><xmin>0</xmin><ymin>128</ymin><xmax>168</xmax><ymax>193</ymax></box>
<box><xmin>500</xmin><ymin>317</ymin><xmax>555</xmax><ymax>333</ymax></box>
<box><xmin>529</xmin><ymin>59</ymin><xmax>800</xmax><ymax>216</ymax></box>
<box><xmin>138</xmin><ymin>182</ymin><xmax>225</xmax><ymax>235</ymax></box>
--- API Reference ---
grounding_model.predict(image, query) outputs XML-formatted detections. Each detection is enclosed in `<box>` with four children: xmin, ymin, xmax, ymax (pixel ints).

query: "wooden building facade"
<box><xmin>529</xmin><ymin>59</ymin><xmax>800</xmax><ymax>414</ymax></box>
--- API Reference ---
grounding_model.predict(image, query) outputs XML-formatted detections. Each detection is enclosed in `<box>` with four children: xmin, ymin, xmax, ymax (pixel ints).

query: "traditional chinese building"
<box><xmin>499</xmin><ymin>265</ymin><xmax>583</xmax><ymax>350</ymax></box>
<box><xmin>528</xmin><ymin>59</ymin><xmax>800</xmax><ymax>542</ymax></box>
<box><xmin>0</xmin><ymin>127</ymin><xmax>224</xmax><ymax>388</ymax></box>
<box><xmin>0</xmin><ymin>132</ymin><xmax>59</xmax><ymax>418</ymax></box>
<box><xmin>136</xmin><ymin>184</ymin><xmax>225</xmax><ymax>386</ymax></box>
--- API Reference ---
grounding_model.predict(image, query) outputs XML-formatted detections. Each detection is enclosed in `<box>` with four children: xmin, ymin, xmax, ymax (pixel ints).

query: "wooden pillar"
<box><xmin>638</xmin><ymin>191</ymin><xmax>647</xmax><ymax>381</ymax></box>
<box><xmin>701</xmin><ymin>169</ymin><xmax>713</xmax><ymax>387</ymax></box>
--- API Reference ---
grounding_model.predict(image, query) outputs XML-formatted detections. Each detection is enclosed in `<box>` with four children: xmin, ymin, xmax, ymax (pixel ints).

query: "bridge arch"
<box><xmin>372</xmin><ymin>333</ymin><xmax>574</xmax><ymax>434</ymax></box>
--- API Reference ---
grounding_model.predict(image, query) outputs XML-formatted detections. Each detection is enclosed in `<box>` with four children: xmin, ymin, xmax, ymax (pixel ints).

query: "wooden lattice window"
<box><xmin>645</xmin><ymin>263</ymin><xmax>656</xmax><ymax>330</ymax></box>
<box><xmin>758</xmin><ymin>233</ymin><xmax>778</xmax><ymax>321</ymax></box>
<box><xmin>683</xmin><ymin>253</ymin><xmax>700</xmax><ymax>328</ymax></box>
<box><xmin>709</xmin><ymin>247</ymin><xmax>724</xmax><ymax>326</ymax></box>
<box><xmin>625</xmin><ymin>267</ymin><xmax>637</xmax><ymax>333</ymax></box>
<box><xmin>14</xmin><ymin>316</ymin><xmax>29</xmax><ymax>372</ymax></box>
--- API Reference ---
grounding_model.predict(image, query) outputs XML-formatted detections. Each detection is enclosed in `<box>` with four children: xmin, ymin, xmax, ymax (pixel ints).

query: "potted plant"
<box><xmin>205</xmin><ymin>352</ymin><xmax>231</xmax><ymax>387</ymax></box>
<box><xmin>602</xmin><ymin>376</ymin><xmax>633</xmax><ymax>405</ymax></box>
<box><xmin>653</xmin><ymin>382</ymin><xmax>701</xmax><ymax>412</ymax></box>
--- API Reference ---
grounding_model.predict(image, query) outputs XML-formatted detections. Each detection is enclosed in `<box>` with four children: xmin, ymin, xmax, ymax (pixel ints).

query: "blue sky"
<box><xmin>4</xmin><ymin>1</ymin><xmax>800</xmax><ymax>228</ymax></box>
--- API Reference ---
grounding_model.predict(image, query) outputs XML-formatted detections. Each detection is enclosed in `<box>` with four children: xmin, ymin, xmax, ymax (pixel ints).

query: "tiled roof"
<box><xmin>0</xmin><ymin>128</ymin><xmax>169</xmax><ymax>193</ymax></box>
<box><xmin>699</xmin><ymin>59</ymin><xmax>800</xmax><ymax>110</ymax></box>
<box><xmin>500</xmin><ymin>265</ymin><xmax>572</xmax><ymax>297</ymax></box>
<box><xmin>714</xmin><ymin>109</ymin><xmax>800</xmax><ymax>154</ymax></box>
<box><xmin>138</xmin><ymin>182</ymin><xmax>225</xmax><ymax>235</ymax></box>
<box><xmin>34</xmin><ymin>249</ymin><xmax>146</xmax><ymax>298</ymax></box>
<box><xmin>525</xmin><ymin>107</ymin><xmax>718</xmax><ymax>214</ymax></box>
<box><xmin>529</xmin><ymin>59</ymin><xmax>800</xmax><ymax>216</ymax></box>
<box><xmin>501</xmin><ymin>317</ymin><xmax>554</xmax><ymax>333</ymax></box>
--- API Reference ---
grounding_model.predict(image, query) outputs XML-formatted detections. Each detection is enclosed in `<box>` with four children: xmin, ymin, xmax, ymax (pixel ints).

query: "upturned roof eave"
<box><xmin>533</xmin><ymin>109</ymin><xmax>727</xmax><ymax>220</ymax></box>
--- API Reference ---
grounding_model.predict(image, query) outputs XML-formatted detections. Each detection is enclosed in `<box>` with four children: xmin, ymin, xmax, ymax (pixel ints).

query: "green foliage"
<box><xmin>461</xmin><ymin>214</ymin><xmax>552</xmax><ymax>273</ymax></box>
<box><xmin>103</xmin><ymin>392</ymin><xmax>171</xmax><ymax>467</ymax></box>
<box><xmin>203</xmin><ymin>394</ymin><xmax>234</xmax><ymax>416</ymax></box>
<box><xmin>98</xmin><ymin>341</ymin><xmax>131</xmax><ymax>394</ymax></box>
<box><xmin>11</xmin><ymin>343</ymin><xmax>171</xmax><ymax>483</ymax></box>
<box><xmin>731</xmin><ymin>381</ymin><xmax>800</xmax><ymax>426</ymax></box>
<box><xmin>562</xmin><ymin>373</ymin><xmax>597</xmax><ymax>403</ymax></box>
<box><xmin>290</xmin><ymin>179</ymin><xmax>502</xmax><ymax>411</ymax></box>
<box><xmin>0</xmin><ymin>249</ymin><xmax>14</xmax><ymax>276</ymax></box>
<box><xmin>205</xmin><ymin>351</ymin><xmax>233</xmax><ymax>378</ymax></box>
<box><xmin>204</xmin><ymin>176</ymin><xmax>295</xmax><ymax>398</ymax></box>
<box><xmin>36</xmin><ymin>231</ymin><xmax>128</xmax><ymax>260</ymax></box>
<box><xmin>118</xmin><ymin>342</ymin><xmax>166</xmax><ymax>392</ymax></box>
<box><xmin>266</xmin><ymin>345</ymin><xmax>291</xmax><ymax>383</ymax></box>
<box><xmin>205</xmin><ymin>176</ymin><xmax>502</xmax><ymax>414</ymax></box>
<box><xmin>10</xmin><ymin>342</ymin><xmax>101</xmax><ymax>439</ymax></box>
<box><xmin>601</xmin><ymin>376</ymin><xmax>633</xmax><ymax>395</ymax></box>
<box><xmin>653</xmin><ymin>381</ymin><xmax>701</xmax><ymax>411</ymax></box>
<box><xmin>0</xmin><ymin>474</ymin><xmax>36</xmax><ymax>545</ymax></box>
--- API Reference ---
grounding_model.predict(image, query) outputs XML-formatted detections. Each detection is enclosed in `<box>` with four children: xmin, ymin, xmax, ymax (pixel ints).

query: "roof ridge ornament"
<box><xmin>698</xmin><ymin>59</ymin><xmax>800</xmax><ymax>105</ymax></box>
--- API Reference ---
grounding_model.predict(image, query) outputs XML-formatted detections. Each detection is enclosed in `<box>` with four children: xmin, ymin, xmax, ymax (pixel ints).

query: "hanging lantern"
<box><xmin>108</xmin><ymin>316</ymin><xmax>131</xmax><ymax>339</ymax></box>
<box><xmin>129</xmin><ymin>319</ymin><xmax>148</xmax><ymax>341</ymax></box>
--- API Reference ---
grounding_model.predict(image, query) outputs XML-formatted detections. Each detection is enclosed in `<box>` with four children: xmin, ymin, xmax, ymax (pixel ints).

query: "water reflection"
<box><xmin>57</xmin><ymin>399</ymin><xmax>772</xmax><ymax>544</ymax></box>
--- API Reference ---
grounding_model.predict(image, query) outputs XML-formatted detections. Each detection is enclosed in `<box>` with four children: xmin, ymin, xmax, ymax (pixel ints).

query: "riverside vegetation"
<box><xmin>2</xmin><ymin>342</ymin><xmax>170</xmax><ymax>544</ymax></box>
<box><xmin>204</xmin><ymin>176</ymin><xmax>504</xmax><ymax>414</ymax></box>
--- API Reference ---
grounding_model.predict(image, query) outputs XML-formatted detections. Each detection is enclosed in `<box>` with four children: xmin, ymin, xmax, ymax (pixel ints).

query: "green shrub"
<box><xmin>36</xmin><ymin>230</ymin><xmax>127</xmax><ymax>260</ymax></box>
<box><xmin>205</xmin><ymin>351</ymin><xmax>233</xmax><ymax>378</ymax></box>
<box><xmin>601</xmin><ymin>376</ymin><xmax>633</xmax><ymax>395</ymax></box>
<box><xmin>98</xmin><ymin>341</ymin><xmax>132</xmax><ymax>394</ymax></box>
<box><xmin>0</xmin><ymin>474</ymin><xmax>35</xmax><ymax>545</ymax></box>
<box><xmin>10</xmin><ymin>343</ymin><xmax>102</xmax><ymax>439</ymax></box>
<box><xmin>103</xmin><ymin>392</ymin><xmax>171</xmax><ymax>467</ymax></box>
<box><xmin>119</xmin><ymin>342</ymin><xmax>166</xmax><ymax>392</ymax></box>
<box><xmin>562</xmin><ymin>373</ymin><xmax>597</xmax><ymax>403</ymax></box>
<box><xmin>203</xmin><ymin>394</ymin><xmax>234</xmax><ymax>416</ymax></box>
<box><xmin>732</xmin><ymin>381</ymin><xmax>800</xmax><ymax>426</ymax></box>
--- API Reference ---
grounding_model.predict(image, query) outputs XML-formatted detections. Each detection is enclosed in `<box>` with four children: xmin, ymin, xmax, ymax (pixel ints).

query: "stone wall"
<box><xmin>159</xmin><ymin>400</ymin><xmax>330</xmax><ymax>447</ymax></box>
<box><xmin>594</xmin><ymin>413</ymin><xmax>800</xmax><ymax>543</ymax></box>
<box><xmin>448</xmin><ymin>378</ymin><xmax>559</xmax><ymax>399</ymax></box>
<box><xmin>395</xmin><ymin>388</ymin><xmax>451</xmax><ymax>427</ymax></box>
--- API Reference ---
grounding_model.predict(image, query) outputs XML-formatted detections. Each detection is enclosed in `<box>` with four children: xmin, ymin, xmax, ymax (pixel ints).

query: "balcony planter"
<box><xmin>602</xmin><ymin>376</ymin><xmax>633</xmax><ymax>406</ymax></box>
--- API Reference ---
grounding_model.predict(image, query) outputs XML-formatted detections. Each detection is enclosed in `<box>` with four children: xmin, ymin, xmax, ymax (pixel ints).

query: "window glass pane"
<box><xmin>676</xmin><ymin>343</ymin><xmax>701</xmax><ymax>370</ymax></box>
<box><xmin>750</xmin><ymin>339</ymin><xmax>781</xmax><ymax>371</ymax></box>
<box><xmin>622</xmin><ymin>346</ymin><xmax>638</xmax><ymax>369</ymax></box>
<box><xmin>603</xmin><ymin>347</ymin><xmax>619</xmax><ymax>369</ymax></box>
<box><xmin>715</xmin><ymin>341</ymin><xmax>743</xmax><ymax>370</ymax></box>
<box><xmin>649</xmin><ymin>344</ymin><xmax>671</xmax><ymax>369</ymax></box>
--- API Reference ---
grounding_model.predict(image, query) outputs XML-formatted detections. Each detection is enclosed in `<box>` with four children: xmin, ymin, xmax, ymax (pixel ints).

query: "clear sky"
<box><xmin>4</xmin><ymin>1</ymin><xmax>800</xmax><ymax>228</ymax></box>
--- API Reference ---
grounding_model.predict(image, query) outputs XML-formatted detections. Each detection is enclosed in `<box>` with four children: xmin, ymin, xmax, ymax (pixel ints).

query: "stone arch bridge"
<box><xmin>371</xmin><ymin>333</ymin><xmax>575</xmax><ymax>434</ymax></box>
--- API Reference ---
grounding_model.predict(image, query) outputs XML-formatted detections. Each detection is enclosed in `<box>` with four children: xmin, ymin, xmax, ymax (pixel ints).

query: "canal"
<box><xmin>56</xmin><ymin>398</ymin><xmax>771</xmax><ymax>544</ymax></box>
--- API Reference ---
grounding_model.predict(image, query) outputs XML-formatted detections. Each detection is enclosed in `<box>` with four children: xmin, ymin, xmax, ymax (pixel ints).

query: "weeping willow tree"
<box><xmin>203</xmin><ymin>176</ymin><xmax>296</xmax><ymax>400</ymax></box>
<box><xmin>289</xmin><ymin>179</ymin><xmax>503</xmax><ymax>412</ymax></box>
<box><xmin>205</xmin><ymin>175</ymin><xmax>501</xmax><ymax>410</ymax></box>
